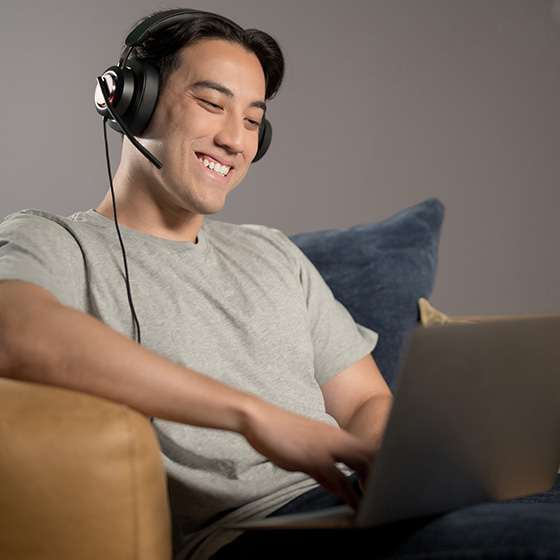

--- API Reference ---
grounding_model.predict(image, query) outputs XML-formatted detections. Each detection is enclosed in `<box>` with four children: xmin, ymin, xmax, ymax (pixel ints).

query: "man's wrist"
<box><xmin>231</xmin><ymin>392</ymin><xmax>267</xmax><ymax>438</ymax></box>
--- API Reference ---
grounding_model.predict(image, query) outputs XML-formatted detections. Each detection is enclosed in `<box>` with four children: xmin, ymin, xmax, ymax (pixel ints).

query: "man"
<box><xmin>0</xmin><ymin>9</ymin><xmax>392</xmax><ymax>559</ymax></box>
<box><xmin>2</xmin><ymin>9</ymin><xmax>560</xmax><ymax>560</ymax></box>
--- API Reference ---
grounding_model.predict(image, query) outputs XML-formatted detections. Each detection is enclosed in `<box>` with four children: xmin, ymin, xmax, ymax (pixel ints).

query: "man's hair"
<box><xmin>125</xmin><ymin>10</ymin><xmax>285</xmax><ymax>100</ymax></box>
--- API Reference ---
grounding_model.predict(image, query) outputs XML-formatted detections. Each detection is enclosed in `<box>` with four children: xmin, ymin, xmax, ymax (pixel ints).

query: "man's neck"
<box><xmin>97</xmin><ymin>149</ymin><xmax>208</xmax><ymax>242</ymax></box>
<box><xmin>95</xmin><ymin>188</ymin><xmax>204</xmax><ymax>244</ymax></box>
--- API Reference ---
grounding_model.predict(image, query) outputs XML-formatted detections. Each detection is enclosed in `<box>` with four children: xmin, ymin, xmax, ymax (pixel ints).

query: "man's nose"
<box><xmin>214</xmin><ymin>114</ymin><xmax>245</xmax><ymax>155</ymax></box>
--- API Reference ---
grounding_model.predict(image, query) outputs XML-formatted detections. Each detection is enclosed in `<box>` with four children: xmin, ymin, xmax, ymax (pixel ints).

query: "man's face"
<box><xmin>139</xmin><ymin>38</ymin><xmax>267</xmax><ymax>218</ymax></box>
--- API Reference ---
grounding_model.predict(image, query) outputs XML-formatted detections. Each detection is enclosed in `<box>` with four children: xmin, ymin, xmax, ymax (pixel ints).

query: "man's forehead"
<box><xmin>174</xmin><ymin>38</ymin><xmax>266</xmax><ymax>102</ymax></box>
<box><xmin>177</xmin><ymin>38</ymin><xmax>262</xmax><ymax>76</ymax></box>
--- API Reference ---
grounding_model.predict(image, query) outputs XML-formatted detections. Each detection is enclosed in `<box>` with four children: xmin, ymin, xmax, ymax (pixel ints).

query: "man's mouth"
<box><xmin>196</xmin><ymin>153</ymin><xmax>231</xmax><ymax>177</ymax></box>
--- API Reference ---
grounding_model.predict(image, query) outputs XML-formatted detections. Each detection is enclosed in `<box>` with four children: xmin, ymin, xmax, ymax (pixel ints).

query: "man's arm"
<box><xmin>0</xmin><ymin>279</ymin><xmax>369</xmax><ymax>507</ymax></box>
<box><xmin>321</xmin><ymin>353</ymin><xmax>393</xmax><ymax>458</ymax></box>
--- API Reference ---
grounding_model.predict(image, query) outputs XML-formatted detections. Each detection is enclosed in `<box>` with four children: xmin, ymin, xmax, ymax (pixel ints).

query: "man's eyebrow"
<box><xmin>191</xmin><ymin>80</ymin><xmax>267</xmax><ymax>112</ymax></box>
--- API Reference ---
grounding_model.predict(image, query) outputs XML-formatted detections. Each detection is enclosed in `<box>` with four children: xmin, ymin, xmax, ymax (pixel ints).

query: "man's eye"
<box><xmin>199</xmin><ymin>98</ymin><xmax>222</xmax><ymax>110</ymax></box>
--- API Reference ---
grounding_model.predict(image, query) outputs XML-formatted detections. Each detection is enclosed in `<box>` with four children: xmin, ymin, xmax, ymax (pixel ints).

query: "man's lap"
<box><xmin>211</xmin><ymin>475</ymin><xmax>560</xmax><ymax>559</ymax></box>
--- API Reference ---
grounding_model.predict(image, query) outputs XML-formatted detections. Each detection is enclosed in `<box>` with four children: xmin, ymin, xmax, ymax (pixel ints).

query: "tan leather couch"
<box><xmin>0</xmin><ymin>378</ymin><xmax>172</xmax><ymax>560</ymax></box>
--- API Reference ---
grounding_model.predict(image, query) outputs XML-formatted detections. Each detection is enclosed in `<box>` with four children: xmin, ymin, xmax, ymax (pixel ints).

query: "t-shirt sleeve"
<box><xmin>0</xmin><ymin>211</ymin><xmax>87</xmax><ymax>308</ymax></box>
<box><xmin>279</xmin><ymin>231</ymin><xmax>379</xmax><ymax>386</ymax></box>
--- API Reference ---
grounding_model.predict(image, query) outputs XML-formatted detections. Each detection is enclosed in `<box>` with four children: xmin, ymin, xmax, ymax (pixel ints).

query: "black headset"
<box><xmin>94</xmin><ymin>8</ymin><xmax>272</xmax><ymax>163</ymax></box>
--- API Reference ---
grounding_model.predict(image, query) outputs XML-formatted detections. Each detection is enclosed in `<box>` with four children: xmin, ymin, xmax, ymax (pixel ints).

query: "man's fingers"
<box><xmin>336</xmin><ymin>450</ymin><xmax>371</xmax><ymax>483</ymax></box>
<box><xmin>330</xmin><ymin>430</ymin><xmax>372</xmax><ymax>484</ymax></box>
<box><xmin>312</xmin><ymin>465</ymin><xmax>361</xmax><ymax>510</ymax></box>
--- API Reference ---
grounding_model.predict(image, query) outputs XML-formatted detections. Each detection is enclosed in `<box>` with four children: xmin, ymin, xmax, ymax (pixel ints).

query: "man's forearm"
<box><xmin>0</xmin><ymin>280</ymin><xmax>256</xmax><ymax>432</ymax></box>
<box><xmin>0</xmin><ymin>280</ymin><xmax>375</xmax><ymax>507</ymax></box>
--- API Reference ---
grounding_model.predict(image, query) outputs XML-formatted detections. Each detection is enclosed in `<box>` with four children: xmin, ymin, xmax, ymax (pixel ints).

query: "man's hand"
<box><xmin>239</xmin><ymin>398</ymin><xmax>371</xmax><ymax>509</ymax></box>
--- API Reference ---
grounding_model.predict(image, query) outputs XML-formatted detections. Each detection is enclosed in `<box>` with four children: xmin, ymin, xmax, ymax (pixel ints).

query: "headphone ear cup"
<box><xmin>94</xmin><ymin>60</ymin><xmax>159</xmax><ymax>136</ymax></box>
<box><xmin>253</xmin><ymin>117</ymin><xmax>272</xmax><ymax>162</ymax></box>
<box><xmin>94</xmin><ymin>65</ymin><xmax>132</xmax><ymax>124</ymax></box>
<box><xmin>124</xmin><ymin>60</ymin><xmax>159</xmax><ymax>136</ymax></box>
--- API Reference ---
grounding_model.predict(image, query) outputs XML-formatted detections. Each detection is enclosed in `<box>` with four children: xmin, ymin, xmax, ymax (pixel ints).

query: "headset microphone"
<box><xmin>95</xmin><ymin>76</ymin><xmax>162</xmax><ymax>169</ymax></box>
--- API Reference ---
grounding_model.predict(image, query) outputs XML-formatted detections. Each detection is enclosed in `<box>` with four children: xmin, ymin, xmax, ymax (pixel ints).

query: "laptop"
<box><xmin>236</xmin><ymin>316</ymin><xmax>560</xmax><ymax>530</ymax></box>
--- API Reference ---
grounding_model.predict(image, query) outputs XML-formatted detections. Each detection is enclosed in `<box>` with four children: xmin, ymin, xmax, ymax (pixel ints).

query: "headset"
<box><xmin>94</xmin><ymin>8</ymin><xmax>272</xmax><ymax>164</ymax></box>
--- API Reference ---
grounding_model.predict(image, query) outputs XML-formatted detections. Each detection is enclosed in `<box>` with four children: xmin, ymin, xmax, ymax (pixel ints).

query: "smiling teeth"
<box><xmin>199</xmin><ymin>157</ymin><xmax>230</xmax><ymax>177</ymax></box>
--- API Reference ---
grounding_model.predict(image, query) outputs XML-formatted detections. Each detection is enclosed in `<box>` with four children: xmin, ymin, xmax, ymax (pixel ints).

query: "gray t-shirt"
<box><xmin>0</xmin><ymin>209</ymin><xmax>378</xmax><ymax>559</ymax></box>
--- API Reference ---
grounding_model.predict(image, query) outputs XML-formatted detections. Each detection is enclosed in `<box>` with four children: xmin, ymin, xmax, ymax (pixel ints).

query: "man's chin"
<box><xmin>193</xmin><ymin>199</ymin><xmax>227</xmax><ymax>217</ymax></box>
<box><xmin>190</xmin><ymin>185</ymin><xmax>237</xmax><ymax>216</ymax></box>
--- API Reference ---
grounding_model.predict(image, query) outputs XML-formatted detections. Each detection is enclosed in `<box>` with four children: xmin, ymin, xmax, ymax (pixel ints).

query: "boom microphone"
<box><xmin>95</xmin><ymin>76</ymin><xmax>163</xmax><ymax>169</ymax></box>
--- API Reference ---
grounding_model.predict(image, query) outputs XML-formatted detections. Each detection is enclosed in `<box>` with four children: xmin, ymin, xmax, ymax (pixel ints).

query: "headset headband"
<box><xmin>126</xmin><ymin>9</ymin><xmax>241</xmax><ymax>47</ymax></box>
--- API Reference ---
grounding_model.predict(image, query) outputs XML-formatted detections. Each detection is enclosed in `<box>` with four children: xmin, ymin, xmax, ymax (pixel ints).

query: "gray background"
<box><xmin>1</xmin><ymin>0</ymin><xmax>559</xmax><ymax>316</ymax></box>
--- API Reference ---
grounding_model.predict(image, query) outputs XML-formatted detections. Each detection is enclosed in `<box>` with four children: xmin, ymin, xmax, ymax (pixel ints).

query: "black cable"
<box><xmin>102</xmin><ymin>117</ymin><xmax>142</xmax><ymax>344</ymax></box>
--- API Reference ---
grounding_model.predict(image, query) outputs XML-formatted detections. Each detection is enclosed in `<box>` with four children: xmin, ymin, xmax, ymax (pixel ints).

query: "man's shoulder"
<box><xmin>1</xmin><ymin>208</ymin><xmax>91</xmax><ymax>229</ymax></box>
<box><xmin>204</xmin><ymin>218</ymin><xmax>275</xmax><ymax>235</ymax></box>
<box><xmin>0</xmin><ymin>209</ymin><xmax>112</xmax><ymax>253</ymax></box>
<box><xmin>203</xmin><ymin>219</ymin><xmax>300</xmax><ymax>258</ymax></box>
<box><xmin>204</xmin><ymin>219</ymin><xmax>289</xmax><ymax>245</ymax></box>
<box><xmin>204</xmin><ymin>220</ymin><xmax>301</xmax><ymax>270</ymax></box>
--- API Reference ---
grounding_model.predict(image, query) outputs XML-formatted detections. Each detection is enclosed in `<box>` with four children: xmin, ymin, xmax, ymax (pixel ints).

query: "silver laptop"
<box><xmin>236</xmin><ymin>316</ymin><xmax>560</xmax><ymax>530</ymax></box>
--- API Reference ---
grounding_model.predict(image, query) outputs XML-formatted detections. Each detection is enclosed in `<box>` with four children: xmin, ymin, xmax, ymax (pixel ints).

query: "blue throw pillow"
<box><xmin>290</xmin><ymin>198</ymin><xmax>445</xmax><ymax>387</ymax></box>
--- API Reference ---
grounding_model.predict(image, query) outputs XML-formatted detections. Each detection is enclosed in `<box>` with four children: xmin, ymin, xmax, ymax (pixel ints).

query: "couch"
<box><xmin>3</xmin><ymin>199</ymin><xmax>550</xmax><ymax>559</ymax></box>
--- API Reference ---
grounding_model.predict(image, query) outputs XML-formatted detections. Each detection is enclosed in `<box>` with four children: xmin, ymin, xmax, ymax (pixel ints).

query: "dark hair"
<box><xmin>125</xmin><ymin>10</ymin><xmax>284</xmax><ymax>100</ymax></box>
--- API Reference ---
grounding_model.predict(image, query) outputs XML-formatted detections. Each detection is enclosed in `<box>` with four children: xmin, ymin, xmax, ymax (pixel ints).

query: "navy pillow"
<box><xmin>290</xmin><ymin>198</ymin><xmax>445</xmax><ymax>388</ymax></box>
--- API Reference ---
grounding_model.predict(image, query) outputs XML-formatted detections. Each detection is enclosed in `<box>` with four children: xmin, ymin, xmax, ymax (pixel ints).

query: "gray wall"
<box><xmin>1</xmin><ymin>0</ymin><xmax>559</xmax><ymax>316</ymax></box>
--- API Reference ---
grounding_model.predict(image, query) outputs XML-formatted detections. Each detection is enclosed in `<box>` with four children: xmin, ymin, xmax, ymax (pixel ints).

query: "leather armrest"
<box><xmin>0</xmin><ymin>378</ymin><xmax>171</xmax><ymax>560</ymax></box>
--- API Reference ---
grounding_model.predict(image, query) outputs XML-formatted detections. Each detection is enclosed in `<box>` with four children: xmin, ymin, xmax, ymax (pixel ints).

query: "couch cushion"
<box><xmin>290</xmin><ymin>198</ymin><xmax>444</xmax><ymax>387</ymax></box>
<box><xmin>0</xmin><ymin>378</ymin><xmax>171</xmax><ymax>560</ymax></box>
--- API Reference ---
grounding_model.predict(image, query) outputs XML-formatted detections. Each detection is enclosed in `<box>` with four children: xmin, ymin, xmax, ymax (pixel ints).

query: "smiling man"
<box><xmin>3</xmin><ymin>8</ymin><xmax>560</xmax><ymax>560</ymax></box>
<box><xmin>0</xmin><ymin>8</ymin><xmax>392</xmax><ymax>560</ymax></box>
